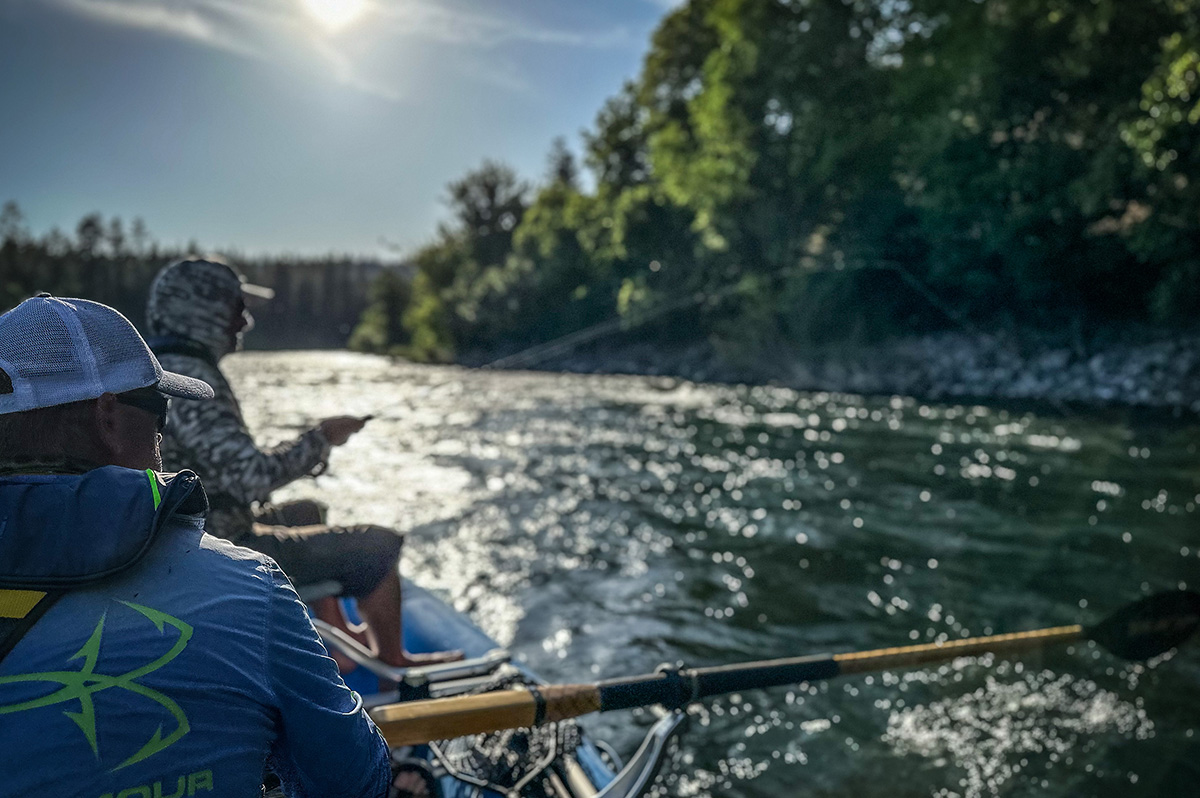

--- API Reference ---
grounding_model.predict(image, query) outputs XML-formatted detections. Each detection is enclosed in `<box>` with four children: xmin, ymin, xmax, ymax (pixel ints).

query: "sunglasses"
<box><xmin>115</xmin><ymin>389</ymin><xmax>171</xmax><ymax>433</ymax></box>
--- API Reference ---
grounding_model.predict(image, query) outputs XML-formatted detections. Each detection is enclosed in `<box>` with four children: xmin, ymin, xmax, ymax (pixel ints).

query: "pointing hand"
<box><xmin>318</xmin><ymin>416</ymin><xmax>369</xmax><ymax>447</ymax></box>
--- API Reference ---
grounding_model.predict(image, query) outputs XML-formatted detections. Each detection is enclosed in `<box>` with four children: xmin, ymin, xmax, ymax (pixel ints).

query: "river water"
<box><xmin>229</xmin><ymin>351</ymin><xmax>1199</xmax><ymax>798</ymax></box>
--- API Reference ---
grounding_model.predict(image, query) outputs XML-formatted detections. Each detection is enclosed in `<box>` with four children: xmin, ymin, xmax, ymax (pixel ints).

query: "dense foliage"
<box><xmin>354</xmin><ymin>0</ymin><xmax>1200</xmax><ymax>363</ymax></box>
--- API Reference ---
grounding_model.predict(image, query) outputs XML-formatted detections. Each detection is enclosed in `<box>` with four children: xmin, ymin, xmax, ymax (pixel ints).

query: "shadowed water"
<box><xmin>230</xmin><ymin>351</ymin><xmax>1200</xmax><ymax>798</ymax></box>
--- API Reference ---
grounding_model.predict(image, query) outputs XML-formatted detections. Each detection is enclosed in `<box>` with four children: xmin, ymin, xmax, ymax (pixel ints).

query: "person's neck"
<box><xmin>147</xmin><ymin>333</ymin><xmax>224</xmax><ymax>366</ymax></box>
<box><xmin>0</xmin><ymin>456</ymin><xmax>106</xmax><ymax>476</ymax></box>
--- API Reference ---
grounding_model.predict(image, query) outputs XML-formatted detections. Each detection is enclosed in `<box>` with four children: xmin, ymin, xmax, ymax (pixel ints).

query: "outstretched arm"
<box><xmin>158</xmin><ymin>354</ymin><xmax>335</xmax><ymax>505</ymax></box>
<box><xmin>167</xmin><ymin>389</ymin><xmax>331</xmax><ymax>505</ymax></box>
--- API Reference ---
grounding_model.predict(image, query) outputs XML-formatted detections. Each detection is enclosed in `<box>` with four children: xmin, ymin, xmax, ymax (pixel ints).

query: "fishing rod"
<box><xmin>370</xmin><ymin>260</ymin><xmax>927</xmax><ymax>412</ymax></box>
<box><xmin>384</xmin><ymin>255</ymin><xmax>1089</xmax><ymax>422</ymax></box>
<box><xmin>473</xmin><ymin>260</ymin><xmax>926</xmax><ymax>373</ymax></box>
<box><xmin>371</xmin><ymin>590</ymin><xmax>1200</xmax><ymax>747</ymax></box>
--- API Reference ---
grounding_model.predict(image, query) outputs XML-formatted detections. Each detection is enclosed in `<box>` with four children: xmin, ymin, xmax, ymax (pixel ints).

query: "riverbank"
<box><xmin>514</xmin><ymin>328</ymin><xmax>1200</xmax><ymax>414</ymax></box>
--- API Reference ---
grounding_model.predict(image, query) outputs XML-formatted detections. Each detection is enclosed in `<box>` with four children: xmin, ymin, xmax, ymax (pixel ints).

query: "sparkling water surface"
<box><xmin>229</xmin><ymin>351</ymin><xmax>1200</xmax><ymax>798</ymax></box>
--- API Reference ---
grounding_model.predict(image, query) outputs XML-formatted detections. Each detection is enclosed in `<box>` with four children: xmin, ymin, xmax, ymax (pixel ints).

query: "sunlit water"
<box><xmin>229</xmin><ymin>351</ymin><xmax>1200</xmax><ymax>798</ymax></box>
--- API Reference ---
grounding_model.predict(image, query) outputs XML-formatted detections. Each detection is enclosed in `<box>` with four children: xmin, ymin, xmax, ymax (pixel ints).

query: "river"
<box><xmin>229</xmin><ymin>351</ymin><xmax>1199</xmax><ymax>798</ymax></box>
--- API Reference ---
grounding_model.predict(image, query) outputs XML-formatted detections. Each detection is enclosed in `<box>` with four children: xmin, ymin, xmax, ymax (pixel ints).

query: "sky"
<box><xmin>0</xmin><ymin>0</ymin><xmax>679</xmax><ymax>257</ymax></box>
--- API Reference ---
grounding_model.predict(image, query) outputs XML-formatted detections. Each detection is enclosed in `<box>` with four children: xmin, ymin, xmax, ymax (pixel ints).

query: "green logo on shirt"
<box><xmin>0</xmin><ymin>601</ymin><xmax>192</xmax><ymax>770</ymax></box>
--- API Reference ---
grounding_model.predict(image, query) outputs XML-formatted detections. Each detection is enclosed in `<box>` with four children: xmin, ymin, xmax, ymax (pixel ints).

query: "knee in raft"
<box><xmin>359</xmin><ymin>524</ymin><xmax>404</xmax><ymax>562</ymax></box>
<box><xmin>290</xmin><ymin>499</ymin><xmax>328</xmax><ymax>525</ymax></box>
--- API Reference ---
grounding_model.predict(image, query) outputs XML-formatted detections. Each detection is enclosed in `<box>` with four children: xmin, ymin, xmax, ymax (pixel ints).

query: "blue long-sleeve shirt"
<box><xmin>0</xmin><ymin>467</ymin><xmax>388</xmax><ymax>798</ymax></box>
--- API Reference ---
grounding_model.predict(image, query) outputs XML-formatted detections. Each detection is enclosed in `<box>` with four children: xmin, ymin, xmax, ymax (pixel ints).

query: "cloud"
<box><xmin>50</xmin><ymin>0</ymin><xmax>409</xmax><ymax>99</ymax></box>
<box><xmin>47</xmin><ymin>0</ymin><xmax>637</xmax><ymax>102</ymax></box>
<box><xmin>54</xmin><ymin>0</ymin><xmax>263</xmax><ymax>58</ymax></box>
<box><xmin>371</xmin><ymin>0</ymin><xmax>634</xmax><ymax>50</ymax></box>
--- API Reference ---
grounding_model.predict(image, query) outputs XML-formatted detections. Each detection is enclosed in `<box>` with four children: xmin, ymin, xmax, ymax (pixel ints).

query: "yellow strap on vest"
<box><xmin>0</xmin><ymin>589</ymin><xmax>47</xmax><ymax>619</ymax></box>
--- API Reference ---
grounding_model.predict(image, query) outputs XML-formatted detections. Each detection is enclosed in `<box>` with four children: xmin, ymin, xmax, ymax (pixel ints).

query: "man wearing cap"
<box><xmin>0</xmin><ymin>295</ymin><xmax>389</xmax><ymax>797</ymax></box>
<box><xmin>145</xmin><ymin>258</ymin><xmax>458</xmax><ymax>669</ymax></box>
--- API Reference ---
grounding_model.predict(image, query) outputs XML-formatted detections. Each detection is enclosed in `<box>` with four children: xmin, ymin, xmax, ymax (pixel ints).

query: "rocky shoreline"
<box><xmin>514</xmin><ymin>329</ymin><xmax>1200</xmax><ymax>415</ymax></box>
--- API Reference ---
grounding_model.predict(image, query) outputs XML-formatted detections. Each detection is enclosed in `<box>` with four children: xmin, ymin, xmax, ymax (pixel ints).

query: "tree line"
<box><xmin>0</xmin><ymin>202</ymin><xmax>381</xmax><ymax>348</ymax></box>
<box><xmin>351</xmin><ymin>0</ymin><xmax>1200</xmax><ymax>365</ymax></box>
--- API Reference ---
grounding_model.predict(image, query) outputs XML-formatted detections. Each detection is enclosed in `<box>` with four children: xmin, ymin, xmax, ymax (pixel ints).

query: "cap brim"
<box><xmin>156</xmin><ymin>370</ymin><xmax>215</xmax><ymax>400</ymax></box>
<box><xmin>241</xmin><ymin>283</ymin><xmax>275</xmax><ymax>301</ymax></box>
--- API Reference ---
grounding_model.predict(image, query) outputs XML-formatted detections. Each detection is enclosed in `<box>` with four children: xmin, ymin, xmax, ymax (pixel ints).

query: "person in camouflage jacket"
<box><xmin>146</xmin><ymin>258</ymin><xmax>461</xmax><ymax>668</ymax></box>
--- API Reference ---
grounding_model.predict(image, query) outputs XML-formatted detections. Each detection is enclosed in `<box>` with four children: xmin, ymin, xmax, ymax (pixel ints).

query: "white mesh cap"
<box><xmin>0</xmin><ymin>295</ymin><xmax>214</xmax><ymax>415</ymax></box>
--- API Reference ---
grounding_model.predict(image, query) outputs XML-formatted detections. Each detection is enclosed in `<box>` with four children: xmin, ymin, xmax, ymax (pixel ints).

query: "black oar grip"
<box><xmin>597</xmin><ymin>654</ymin><xmax>840</xmax><ymax>711</ymax></box>
<box><xmin>599</xmin><ymin>670</ymin><xmax>693</xmax><ymax>711</ymax></box>
<box><xmin>691</xmin><ymin>654</ymin><xmax>840</xmax><ymax>699</ymax></box>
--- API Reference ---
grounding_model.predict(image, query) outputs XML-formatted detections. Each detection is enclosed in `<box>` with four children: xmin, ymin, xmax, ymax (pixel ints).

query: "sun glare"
<box><xmin>301</xmin><ymin>0</ymin><xmax>367</xmax><ymax>31</ymax></box>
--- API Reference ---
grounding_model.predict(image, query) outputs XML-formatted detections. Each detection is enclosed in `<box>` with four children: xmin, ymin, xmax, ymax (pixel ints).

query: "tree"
<box><xmin>546</xmin><ymin>137</ymin><xmax>579</xmax><ymax>188</ymax></box>
<box><xmin>1121</xmin><ymin>26</ymin><xmax>1200</xmax><ymax>321</ymax></box>
<box><xmin>131</xmin><ymin>217</ymin><xmax>151</xmax><ymax>255</ymax></box>
<box><xmin>106</xmin><ymin>217</ymin><xmax>126</xmax><ymax>257</ymax></box>
<box><xmin>584</xmin><ymin>83</ymin><xmax>653</xmax><ymax>192</ymax></box>
<box><xmin>76</xmin><ymin>213</ymin><xmax>104</xmax><ymax>256</ymax></box>
<box><xmin>893</xmin><ymin>0</ymin><xmax>1183</xmax><ymax>324</ymax></box>
<box><xmin>348</xmin><ymin>267</ymin><xmax>413</xmax><ymax>354</ymax></box>
<box><xmin>444</xmin><ymin>161</ymin><xmax>530</xmax><ymax>269</ymax></box>
<box><xmin>0</xmin><ymin>201</ymin><xmax>28</xmax><ymax>245</ymax></box>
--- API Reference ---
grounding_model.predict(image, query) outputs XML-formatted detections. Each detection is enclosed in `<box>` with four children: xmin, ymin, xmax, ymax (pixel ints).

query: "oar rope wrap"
<box><xmin>373</xmin><ymin>686</ymin><xmax>602</xmax><ymax>747</ymax></box>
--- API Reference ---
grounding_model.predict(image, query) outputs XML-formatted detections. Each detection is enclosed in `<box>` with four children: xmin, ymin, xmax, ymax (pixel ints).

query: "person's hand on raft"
<box><xmin>318</xmin><ymin>415</ymin><xmax>371</xmax><ymax>446</ymax></box>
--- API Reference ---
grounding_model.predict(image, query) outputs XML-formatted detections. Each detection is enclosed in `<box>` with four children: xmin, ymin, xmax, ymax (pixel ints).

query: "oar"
<box><xmin>370</xmin><ymin>590</ymin><xmax>1200</xmax><ymax>747</ymax></box>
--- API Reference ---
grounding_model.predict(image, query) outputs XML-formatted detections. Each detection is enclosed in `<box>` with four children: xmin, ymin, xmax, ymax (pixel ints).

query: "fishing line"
<box><xmin>390</xmin><ymin>254</ymin><xmax>1077</xmax><ymax>419</ymax></box>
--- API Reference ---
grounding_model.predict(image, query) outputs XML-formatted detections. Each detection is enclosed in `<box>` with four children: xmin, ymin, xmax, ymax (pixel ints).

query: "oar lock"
<box><xmin>652</xmin><ymin>662</ymin><xmax>703</xmax><ymax>710</ymax></box>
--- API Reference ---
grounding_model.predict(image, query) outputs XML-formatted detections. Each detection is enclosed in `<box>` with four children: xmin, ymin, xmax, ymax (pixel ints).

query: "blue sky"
<box><xmin>0</xmin><ymin>0</ymin><xmax>678</xmax><ymax>256</ymax></box>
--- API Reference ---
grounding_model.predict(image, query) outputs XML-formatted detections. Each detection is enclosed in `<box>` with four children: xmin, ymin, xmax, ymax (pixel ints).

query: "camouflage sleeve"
<box><xmin>160</xmin><ymin>355</ymin><xmax>332</xmax><ymax>505</ymax></box>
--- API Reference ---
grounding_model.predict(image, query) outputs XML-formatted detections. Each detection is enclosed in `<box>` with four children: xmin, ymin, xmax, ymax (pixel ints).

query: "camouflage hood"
<box><xmin>145</xmin><ymin>259</ymin><xmax>251</xmax><ymax>360</ymax></box>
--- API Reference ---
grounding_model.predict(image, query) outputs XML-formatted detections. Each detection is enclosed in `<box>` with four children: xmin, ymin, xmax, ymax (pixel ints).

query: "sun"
<box><xmin>300</xmin><ymin>0</ymin><xmax>368</xmax><ymax>31</ymax></box>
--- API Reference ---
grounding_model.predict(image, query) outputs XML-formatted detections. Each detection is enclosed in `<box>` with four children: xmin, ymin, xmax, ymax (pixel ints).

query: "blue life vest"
<box><xmin>0</xmin><ymin>466</ymin><xmax>389</xmax><ymax>798</ymax></box>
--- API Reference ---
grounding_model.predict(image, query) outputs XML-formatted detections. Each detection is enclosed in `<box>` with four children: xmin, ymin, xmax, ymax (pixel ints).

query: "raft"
<box><xmin>308</xmin><ymin>579</ymin><xmax>686</xmax><ymax>798</ymax></box>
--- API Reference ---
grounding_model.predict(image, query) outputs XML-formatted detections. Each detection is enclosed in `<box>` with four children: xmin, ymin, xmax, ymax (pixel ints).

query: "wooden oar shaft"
<box><xmin>833</xmin><ymin>624</ymin><xmax>1084</xmax><ymax>674</ymax></box>
<box><xmin>372</xmin><ymin>684</ymin><xmax>601</xmax><ymax>747</ymax></box>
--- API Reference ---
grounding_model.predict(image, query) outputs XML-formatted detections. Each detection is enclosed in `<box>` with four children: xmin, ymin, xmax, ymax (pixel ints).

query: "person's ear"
<box><xmin>93</xmin><ymin>393</ymin><xmax>124</xmax><ymax>462</ymax></box>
